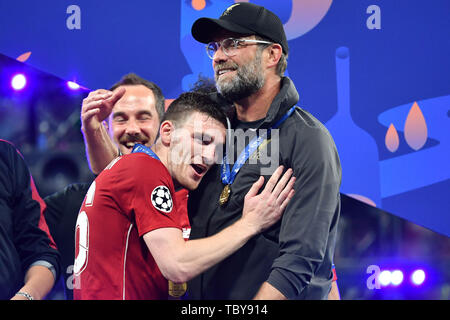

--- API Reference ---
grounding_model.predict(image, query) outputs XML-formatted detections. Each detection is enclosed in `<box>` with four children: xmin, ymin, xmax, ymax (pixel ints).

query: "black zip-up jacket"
<box><xmin>44</xmin><ymin>182</ymin><xmax>90</xmax><ymax>300</ymax></box>
<box><xmin>0</xmin><ymin>140</ymin><xmax>60</xmax><ymax>299</ymax></box>
<box><xmin>188</xmin><ymin>77</ymin><xmax>341</xmax><ymax>299</ymax></box>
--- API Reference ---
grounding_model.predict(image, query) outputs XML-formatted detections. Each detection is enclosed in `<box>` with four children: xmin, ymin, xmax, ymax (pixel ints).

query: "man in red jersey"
<box><xmin>45</xmin><ymin>73</ymin><xmax>189</xmax><ymax>300</ymax></box>
<box><xmin>80</xmin><ymin>72</ymin><xmax>191</xmax><ymax>243</ymax></box>
<box><xmin>73</xmin><ymin>92</ymin><xmax>295</xmax><ymax>299</ymax></box>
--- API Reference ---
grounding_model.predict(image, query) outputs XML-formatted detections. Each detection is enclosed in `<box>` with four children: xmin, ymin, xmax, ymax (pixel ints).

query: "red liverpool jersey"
<box><xmin>73</xmin><ymin>153</ymin><xmax>190</xmax><ymax>300</ymax></box>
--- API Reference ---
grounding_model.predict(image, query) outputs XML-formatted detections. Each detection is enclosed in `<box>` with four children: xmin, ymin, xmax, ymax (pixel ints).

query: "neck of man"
<box><xmin>151</xmin><ymin>141</ymin><xmax>182</xmax><ymax>189</ymax></box>
<box><xmin>152</xmin><ymin>142</ymin><xmax>168</xmax><ymax>170</ymax></box>
<box><xmin>234</xmin><ymin>75</ymin><xmax>281</xmax><ymax>122</ymax></box>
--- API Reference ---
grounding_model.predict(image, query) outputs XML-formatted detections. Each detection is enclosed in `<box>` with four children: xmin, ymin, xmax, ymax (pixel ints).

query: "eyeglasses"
<box><xmin>206</xmin><ymin>38</ymin><xmax>273</xmax><ymax>59</ymax></box>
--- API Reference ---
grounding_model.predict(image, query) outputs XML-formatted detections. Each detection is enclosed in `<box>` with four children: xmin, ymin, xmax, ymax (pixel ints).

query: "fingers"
<box><xmin>82</xmin><ymin>99</ymin><xmax>105</xmax><ymax>113</ymax></box>
<box><xmin>81</xmin><ymin>92</ymin><xmax>113</xmax><ymax>120</ymax></box>
<box><xmin>245</xmin><ymin>176</ymin><xmax>265</xmax><ymax>199</ymax></box>
<box><xmin>80</xmin><ymin>98</ymin><xmax>107</xmax><ymax>126</ymax></box>
<box><xmin>277</xmin><ymin>176</ymin><xmax>296</xmax><ymax>210</ymax></box>
<box><xmin>276</xmin><ymin>175</ymin><xmax>296</xmax><ymax>202</ymax></box>
<box><xmin>105</xmin><ymin>87</ymin><xmax>126</xmax><ymax>106</ymax></box>
<box><xmin>271</xmin><ymin>168</ymin><xmax>293</xmax><ymax>199</ymax></box>
<box><xmin>83</xmin><ymin>90</ymin><xmax>113</xmax><ymax>106</ymax></box>
<box><xmin>240</xmin><ymin>168</ymin><xmax>296</xmax><ymax>234</ymax></box>
<box><xmin>261</xmin><ymin>166</ymin><xmax>284</xmax><ymax>195</ymax></box>
<box><xmin>81</xmin><ymin>108</ymin><xmax>100</xmax><ymax>122</ymax></box>
<box><xmin>94</xmin><ymin>89</ymin><xmax>111</xmax><ymax>95</ymax></box>
<box><xmin>279</xmin><ymin>189</ymin><xmax>295</xmax><ymax>213</ymax></box>
<box><xmin>82</xmin><ymin>88</ymin><xmax>125</xmax><ymax>111</ymax></box>
<box><xmin>81</xmin><ymin>88</ymin><xmax>125</xmax><ymax>125</ymax></box>
<box><xmin>260</xmin><ymin>167</ymin><xmax>296</xmax><ymax>214</ymax></box>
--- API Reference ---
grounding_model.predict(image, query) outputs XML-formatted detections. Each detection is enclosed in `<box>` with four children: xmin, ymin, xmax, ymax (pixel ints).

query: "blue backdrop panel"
<box><xmin>0</xmin><ymin>0</ymin><xmax>449</xmax><ymax>236</ymax></box>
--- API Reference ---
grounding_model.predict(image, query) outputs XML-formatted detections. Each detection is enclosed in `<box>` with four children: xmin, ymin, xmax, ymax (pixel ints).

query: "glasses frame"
<box><xmin>206</xmin><ymin>37</ymin><xmax>273</xmax><ymax>59</ymax></box>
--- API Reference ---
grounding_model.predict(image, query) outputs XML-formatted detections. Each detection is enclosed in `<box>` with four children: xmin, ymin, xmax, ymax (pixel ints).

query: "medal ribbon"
<box><xmin>132</xmin><ymin>144</ymin><xmax>160</xmax><ymax>161</ymax></box>
<box><xmin>221</xmin><ymin>105</ymin><xmax>297</xmax><ymax>186</ymax></box>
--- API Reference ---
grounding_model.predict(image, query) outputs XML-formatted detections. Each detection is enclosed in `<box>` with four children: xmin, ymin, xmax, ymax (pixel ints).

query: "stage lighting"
<box><xmin>67</xmin><ymin>81</ymin><xmax>80</xmax><ymax>90</ymax></box>
<box><xmin>11</xmin><ymin>73</ymin><xmax>27</xmax><ymax>90</ymax></box>
<box><xmin>378</xmin><ymin>270</ymin><xmax>392</xmax><ymax>286</ymax></box>
<box><xmin>391</xmin><ymin>270</ymin><xmax>404</xmax><ymax>286</ymax></box>
<box><xmin>411</xmin><ymin>269</ymin><xmax>426</xmax><ymax>285</ymax></box>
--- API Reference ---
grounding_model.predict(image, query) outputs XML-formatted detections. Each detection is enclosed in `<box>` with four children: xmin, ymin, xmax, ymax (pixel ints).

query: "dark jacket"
<box><xmin>44</xmin><ymin>182</ymin><xmax>90</xmax><ymax>300</ymax></box>
<box><xmin>0</xmin><ymin>140</ymin><xmax>60</xmax><ymax>299</ymax></box>
<box><xmin>187</xmin><ymin>77</ymin><xmax>341</xmax><ymax>299</ymax></box>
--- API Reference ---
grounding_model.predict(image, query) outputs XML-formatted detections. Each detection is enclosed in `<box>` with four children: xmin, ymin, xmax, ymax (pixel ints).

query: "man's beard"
<box><xmin>215</xmin><ymin>50</ymin><xmax>265</xmax><ymax>102</ymax></box>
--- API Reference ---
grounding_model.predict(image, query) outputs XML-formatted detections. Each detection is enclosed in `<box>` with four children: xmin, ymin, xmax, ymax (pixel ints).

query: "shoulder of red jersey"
<box><xmin>103</xmin><ymin>153</ymin><xmax>175</xmax><ymax>215</ymax></box>
<box><xmin>103</xmin><ymin>153</ymin><xmax>171</xmax><ymax>183</ymax></box>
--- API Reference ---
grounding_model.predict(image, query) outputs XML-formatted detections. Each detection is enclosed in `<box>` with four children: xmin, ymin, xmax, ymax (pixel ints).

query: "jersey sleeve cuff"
<box><xmin>29</xmin><ymin>260</ymin><xmax>57</xmax><ymax>280</ymax></box>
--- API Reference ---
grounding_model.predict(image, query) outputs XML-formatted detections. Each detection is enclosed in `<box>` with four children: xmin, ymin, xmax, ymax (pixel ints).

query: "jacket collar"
<box><xmin>262</xmin><ymin>77</ymin><xmax>300</xmax><ymax>126</ymax></box>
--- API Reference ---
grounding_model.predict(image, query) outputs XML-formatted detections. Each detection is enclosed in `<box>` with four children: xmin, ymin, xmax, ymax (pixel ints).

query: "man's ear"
<box><xmin>159</xmin><ymin>120</ymin><xmax>174</xmax><ymax>146</ymax></box>
<box><xmin>265</xmin><ymin>43</ymin><xmax>282</xmax><ymax>69</ymax></box>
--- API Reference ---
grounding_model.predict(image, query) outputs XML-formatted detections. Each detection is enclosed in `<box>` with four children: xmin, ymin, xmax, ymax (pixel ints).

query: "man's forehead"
<box><xmin>114</xmin><ymin>84</ymin><xmax>155</xmax><ymax>99</ymax></box>
<box><xmin>183</xmin><ymin>112</ymin><xmax>225</xmax><ymax>135</ymax></box>
<box><xmin>113</xmin><ymin>85</ymin><xmax>156</xmax><ymax>109</ymax></box>
<box><xmin>185</xmin><ymin>112</ymin><xmax>224</xmax><ymax>127</ymax></box>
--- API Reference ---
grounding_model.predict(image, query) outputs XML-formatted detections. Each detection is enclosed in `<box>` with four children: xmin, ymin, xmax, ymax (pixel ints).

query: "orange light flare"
<box><xmin>404</xmin><ymin>101</ymin><xmax>428</xmax><ymax>151</ymax></box>
<box><xmin>16</xmin><ymin>52</ymin><xmax>31</xmax><ymax>62</ymax></box>
<box><xmin>385</xmin><ymin>123</ymin><xmax>400</xmax><ymax>153</ymax></box>
<box><xmin>191</xmin><ymin>0</ymin><xmax>206</xmax><ymax>11</ymax></box>
<box><xmin>346</xmin><ymin>194</ymin><xmax>376</xmax><ymax>207</ymax></box>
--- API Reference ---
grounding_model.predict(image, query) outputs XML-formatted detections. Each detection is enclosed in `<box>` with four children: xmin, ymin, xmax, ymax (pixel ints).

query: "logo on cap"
<box><xmin>221</xmin><ymin>3</ymin><xmax>240</xmax><ymax>17</ymax></box>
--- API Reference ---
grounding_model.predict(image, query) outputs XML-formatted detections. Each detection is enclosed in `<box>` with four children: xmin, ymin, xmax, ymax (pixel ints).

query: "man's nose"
<box><xmin>202</xmin><ymin>144</ymin><xmax>218</xmax><ymax>165</ymax></box>
<box><xmin>213</xmin><ymin>45</ymin><xmax>228</xmax><ymax>64</ymax></box>
<box><xmin>125</xmin><ymin>119</ymin><xmax>140</xmax><ymax>135</ymax></box>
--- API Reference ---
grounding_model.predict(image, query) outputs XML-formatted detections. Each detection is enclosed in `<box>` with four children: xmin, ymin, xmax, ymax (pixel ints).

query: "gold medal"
<box><xmin>168</xmin><ymin>280</ymin><xmax>187</xmax><ymax>298</ymax></box>
<box><xmin>219</xmin><ymin>184</ymin><xmax>231</xmax><ymax>206</ymax></box>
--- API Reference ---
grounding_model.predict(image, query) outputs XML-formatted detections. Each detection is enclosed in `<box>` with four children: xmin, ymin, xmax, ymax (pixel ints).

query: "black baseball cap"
<box><xmin>191</xmin><ymin>2</ymin><xmax>289</xmax><ymax>55</ymax></box>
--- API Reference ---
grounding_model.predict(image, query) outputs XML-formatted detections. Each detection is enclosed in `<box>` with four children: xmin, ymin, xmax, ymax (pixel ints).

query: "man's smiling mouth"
<box><xmin>122</xmin><ymin>141</ymin><xmax>148</xmax><ymax>150</ymax></box>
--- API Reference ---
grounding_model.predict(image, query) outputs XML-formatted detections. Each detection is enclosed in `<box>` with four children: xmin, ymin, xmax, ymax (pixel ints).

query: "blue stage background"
<box><xmin>1</xmin><ymin>0</ymin><xmax>448</xmax><ymax>236</ymax></box>
<box><xmin>0</xmin><ymin>0</ymin><xmax>449</xmax><ymax>299</ymax></box>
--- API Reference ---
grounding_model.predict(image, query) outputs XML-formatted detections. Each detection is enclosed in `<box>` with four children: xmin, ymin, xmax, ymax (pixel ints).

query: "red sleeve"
<box><xmin>332</xmin><ymin>265</ymin><xmax>338</xmax><ymax>281</ymax></box>
<box><xmin>1</xmin><ymin>140</ymin><xmax>60</xmax><ymax>279</ymax></box>
<box><xmin>29</xmin><ymin>175</ymin><xmax>57</xmax><ymax>250</ymax></box>
<box><xmin>14</xmin><ymin>145</ymin><xmax>57</xmax><ymax>250</ymax></box>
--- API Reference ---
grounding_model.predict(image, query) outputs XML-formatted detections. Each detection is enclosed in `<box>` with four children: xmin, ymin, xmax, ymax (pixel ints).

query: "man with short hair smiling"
<box><xmin>81</xmin><ymin>73</ymin><xmax>165</xmax><ymax>174</ymax></box>
<box><xmin>44</xmin><ymin>73</ymin><xmax>171</xmax><ymax>300</ymax></box>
